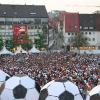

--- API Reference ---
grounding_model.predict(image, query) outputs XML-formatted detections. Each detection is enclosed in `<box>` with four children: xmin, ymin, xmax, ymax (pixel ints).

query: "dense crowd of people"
<box><xmin>0</xmin><ymin>51</ymin><xmax>100</xmax><ymax>100</ymax></box>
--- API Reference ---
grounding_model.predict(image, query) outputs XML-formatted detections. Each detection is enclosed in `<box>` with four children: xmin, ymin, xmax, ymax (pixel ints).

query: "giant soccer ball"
<box><xmin>86</xmin><ymin>85</ymin><xmax>100</xmax><ymax>100</ymax></box>
<box><xmin>0</xmin><ymin>75</ymin><xmax>41</xmax><ymax>100</ymax></box>
<box><xmin>39</xmin><ymin>79</ymin><xmax>83</xmax><ymax>100</ymax></box>
<box><xmin>0</xmin><ymin>70</ymin><xmax>10</xmax><ymax>87</ymax></box>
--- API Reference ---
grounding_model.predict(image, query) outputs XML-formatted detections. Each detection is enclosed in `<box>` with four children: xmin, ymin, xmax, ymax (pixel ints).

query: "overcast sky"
<box><xmin>0</xmin><ymin>0</ymin><xmax>100</xmax><ymax>13</ymax></box>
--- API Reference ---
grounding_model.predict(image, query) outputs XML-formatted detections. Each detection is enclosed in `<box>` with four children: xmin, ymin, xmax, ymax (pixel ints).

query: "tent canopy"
<box><xmin>0</xmin><ymin>46</ymin><xmax>13</xmax><ymax>55</ymax></box>
<box><xmin>29</xmin><ymin>44</ymin><xmax>40</xmax><ymax>53</ymax></box>
<box><xmin>14</xmin><ymin>45</ymin><xmax>27</xmax><ymax>54</ymax></box>
<box><xmin>0</xmin><ymin>69</ymin><xmax>10</xmax><ymax>81</ymax></box>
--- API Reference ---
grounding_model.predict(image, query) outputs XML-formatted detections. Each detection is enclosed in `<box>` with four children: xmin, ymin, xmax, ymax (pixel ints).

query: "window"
<box><xmin>71</xmin><ymin>37</ymin><xmax>73</xmax><ymax>41</ymax></box>
<box><xmin>84</xmin><ymin>27</ymin><xmax>88</xmax><ymax>29</ymax></box>
<box><xmin>1</xmin><ymin>25</ymin><xmax>5</xmax><ymax>29</ymax></box>
<box><xmin>68</xmin><ymin>33</ymin><xmax>70</xmax><ymax>35</ymax></box>
<box><xmin>38</xmin><ymin>25</ymin><xmax>41</xmax><ymax>29</ymax></box>
<box><xmin>93</xmin><ymin>38</ymin><xmax>95</xmax><ymax>41</ymax></box>
<box><xmin>68</xmin><ymin>38</ymin><xmax>70</xmax><ymax>42</ymax></box>
<box><xmin>81</xmin><ymin>32</ymin><xmax>84</xmax><ymax>35</ymax></box>
<box><xmin>29</xmin><ymin>26</ymin><xmax>34</xmax><ymax>29</ymax></box>
<box><xmin>8</xmin><ymin>32</ymin><xmax>10</xmax><ymax>35</ymax></box>
<box><xmin>72</xmin><ymin>33</ymin><xmax>74</xmax><ymax>35</ymax></box>
<box><xmin>34</xmin><ymin>18</ymin><xmax>41</xmax><ymax>24</ymax></box>
<box><xmin>98</xmin><ymin>46</ymin><xmax>100</xmax><ymax>50</ymax></box>
<box><xmin>70</xmin><ymin>26</ymin><xmax>74</xmax><ymax>30</ymax></box>
<box><xmin>75</xmin><ymin>33</ymin><xmax>77</xmax><ymax>35</ymax></box>
<box><xmin>42</xmin><ymin>21</ymin><xmax>48</xmax><ymax>24</ymax></box>
<box><xmin>80</xmin><ymin>26</ymin><xmax>82</xmax><ymax>29</ymax></box>
<box><xmin>35</xmin><ymin>26</ymin><xmax>37</xmax><ymax>29</ymax></box>
<box><xmin>85</xmin><ymin>38</ymin><xmax>87</xmax><ymax>41</ymax></box>
<box><xmin>85</xmin><ymin>32</ymin><xmax>87</xmax><ymax>35</ymax></box>
<box><xmin>89</xmin><ymin>32</ymin><xmax>91</xmax><ymax>35</ymax></box>
<box><xmin>89</xmin><ymin>27</ymin><xmax>93</xmax><ymax>29</ymax></box>
<box><xmin>88</xmin><ymin>38</ymin><xmax>91</xmax><ymax>41</ymax></box>
<box><xmin>30</xmin><ymin>32</ymin><xmax>32</xmax><ymax>35</ymax></box>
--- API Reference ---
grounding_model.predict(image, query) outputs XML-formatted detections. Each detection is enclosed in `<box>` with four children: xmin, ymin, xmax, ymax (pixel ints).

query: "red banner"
<box><xmin>13</xmin><ymin>24</ymin><xmax>29</xmax><ymax>44</ymax></box>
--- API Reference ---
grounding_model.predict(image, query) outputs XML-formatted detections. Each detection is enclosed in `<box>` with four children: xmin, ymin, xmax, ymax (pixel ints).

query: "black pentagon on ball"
<box><xmin>39</xmin><ymin>89</ymin><xmax>48</xmax><ymax>100</ymax></box>
<box><xmin>90</xmin><ymin>94</ymin><xmax>100</xmax><ymax>100</ymax></box>
<box><xmin>13</xmin><ymin>84</ymin><xmax>27</xmax><ymax>99</ymax></box>
<box><xmin>59</xmin><ymin>91</ymin><xmax>74</xmax><ymax>100</ymax></box>
<box><xmin>35</xmin><ymin>82</ymin><xmax>41</xmax><ymax>93</ymax></box>
<box><xmin>55</xmin><ymin>78</ymin><xmax>68</xmax><ymax>82</ymax></box>
<box><xmin>5</xmin><ymin>76</ymin><xmax>10</xmax><ymax>81</ymax></box>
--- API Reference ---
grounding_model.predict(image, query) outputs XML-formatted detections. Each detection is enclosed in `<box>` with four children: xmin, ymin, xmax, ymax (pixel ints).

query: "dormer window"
<box><xmin>3</xmin><ymin>12</ymin><xmax>6</xmax><ymax>14</ymax></box>
<box><xmin>30</xmin><ymin>12</ymin><xmax>36</xmax><ymax>15</ymax></box>
<box><xmin>14</xmin><ymin>12</ymin><xmax>17</xmax><ymax>15</ymax></box>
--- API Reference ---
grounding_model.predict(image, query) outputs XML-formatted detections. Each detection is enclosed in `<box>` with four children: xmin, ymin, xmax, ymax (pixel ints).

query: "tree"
<box><xmin>6</xmin><ymin>38</ymin><xmax>15</xmax><ymax>50</ymax></box>
<box><xmin>0</xmin><ymin>35</ymin><xmax>3</xmax><ymax>50</ymax></box>
<box><xmin>42</xmin><ymin>25</ymin><xmax>48</xmax><ymax>34</ymax></box>
<box><xmin>70</xmin><ymin>32</ymin><xmax>89</xmax><ymax>53</ymax></box>
<box><xmin>35</xmin><ymin>33</ymin><xmax>46</xmax><ymax>49</ymax></box>
<box><xmin>21</xmin><ymin>41</ymin><xmax>32</xmax><ymax>51</ymax></box>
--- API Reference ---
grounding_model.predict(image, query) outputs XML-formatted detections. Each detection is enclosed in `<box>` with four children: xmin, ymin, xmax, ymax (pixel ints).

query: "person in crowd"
<box><xmin>0</xmin><ymin>52</ymin><xmax>99</xmax><ymax>100</ymax></box>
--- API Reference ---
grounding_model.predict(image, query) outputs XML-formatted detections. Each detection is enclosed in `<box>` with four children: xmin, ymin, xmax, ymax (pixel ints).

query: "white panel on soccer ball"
<box><xmin>0</xmin><ymin>70</ymin><xmax>9</xmax><ymax>78</ymax></box>
<box><xmin>25</xmin><ymin>88</ymin><xmax>39</xmax><ymax>100</ymax></box>
<box><xmin>41</xmin><ymin>80</ymin><xmax>55</xmax><ymax>90</ymax></box>
<box><xmin>74</xmin><ymin>94</ymin><xmax>83</xmax><ymax>100</ymax></box>
<box><xmin>64</xmin><ymin>81</ymin><xmax>79</xmax><ymax>95</ymax></box>
<box><xmin>89</xmin><ymin>85</ymin><xmax>100</xmax><ymax>96</ymax></box>
<box><xmin>1</xmin><ymin>89</ymin><xmax>14</xmax><ymax>100</ymax></box>
<box><xmin>48</xmin><ymin>82</ymin><xmax>65</xmax><ymax>96</ymax></box>
<box><xmin>5</xmin><ymin>76</ymin><xmax>20</xmax><ymax>89</ymax></box>
<box><xmin>0</xmin><ymin>70</ymin><xmax>10</xmax><ymax>86</ymax></box>
<box><xmin>86</xmin><ymin>95</ymin><xmax>90</xmax><ymax>100</ymax></box>
<box><xmin>0</xmin><ymin>73</ymin><xmax>6</xmax><ymax>81</ymax></box>
<box><xmin>46</xmin><ymin>95</ymin><xmax>59</xmax><ymax>100</ymax></box>
<box><xmin>21</xmin><ymin>76</ymin><xmax>35</xmax><ymax>89</ymax></box>
<box><xmin>86</xmin><ymin>85</ymin><xmax>100</xmax><ymax>100</ymax></box>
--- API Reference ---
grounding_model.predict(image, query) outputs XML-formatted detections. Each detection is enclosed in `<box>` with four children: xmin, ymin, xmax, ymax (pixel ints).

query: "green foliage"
<box><xmin>0</xmin><ymin>35</ymin><xmax>3</xmax><ymax>50</ymax></box>
<box><xmin>35</xmin><ymin>33</ymin><xmax>46</xmax><ymax>49</ymax></box>
<box><xmin>21</xmin><ymin>40</ymin><xmax>32</xmax><ymax>51</ymax></box>
<box><xmin>6</xmin><ymin>38</ymin><xmax>15</xmax><ymax>50</ymax></box>
<box><xmin>21</xmin><ymin>43</ymin><xmax>32</xmax><ymax>51</ymax></box>
<box><xmin>70</xmin><ymin>33</ymin><xmax>89</xmax><ymax>50</ymax></box>
<box><xmin>42</xmin><ymin>25</ymin><xmax>48</xmax><ymax>34</ymax></box>
<box><xmin>20</xmin><ymin>31</ymin><xmax>25</xmax><ymax>34</ymax></box>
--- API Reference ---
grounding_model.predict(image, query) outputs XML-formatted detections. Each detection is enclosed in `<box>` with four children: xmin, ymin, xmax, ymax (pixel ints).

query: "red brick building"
<box><xmin>96</xmin><ymin>14</ymin><xmax>100</xmax><ymax>31</ymax></box>
<box><xmin>65</xmin><ymin>12</ymin><xmax>79</xmax><ymax>32</ymax></box>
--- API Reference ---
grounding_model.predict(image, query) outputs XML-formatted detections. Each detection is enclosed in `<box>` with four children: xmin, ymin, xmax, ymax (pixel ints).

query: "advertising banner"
<box><xmin>13</xmin><ymin>24</ymin><xmax>29</xmax><ymax>44</ymax></box>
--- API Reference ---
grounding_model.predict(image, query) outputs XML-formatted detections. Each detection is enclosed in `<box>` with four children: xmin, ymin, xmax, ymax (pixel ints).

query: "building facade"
<box><xmin>59</xmin><ymin>11</ymin><xmax>100</xmax><ymax>51</ymax></box>
<box><xmin>79</xmin><ymin>14</ymin><xmax>97</xmax><ymax>50</ymax></box>
<box><xmin>0</xmin><ymin>4</ymin><xmax>48</xmax><ymax>45</ymax></box>
<box><xmin>63</xmin><ymin>12</ymin><xmax>79</xmax><ymax>47</ymax></box>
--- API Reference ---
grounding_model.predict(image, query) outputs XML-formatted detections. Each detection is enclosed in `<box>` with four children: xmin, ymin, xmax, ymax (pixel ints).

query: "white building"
<box><xmin>0</xmin><ymin>4</ymin><xmax>48</xmax><ymax>45</ymax></box>
<box><xmin>60</xmin><ymin>12</ymin><xmax>100</xmax><ymax>53</ymax></box>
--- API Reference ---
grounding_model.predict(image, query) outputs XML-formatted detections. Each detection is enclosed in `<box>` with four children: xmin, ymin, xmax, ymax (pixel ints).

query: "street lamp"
<box><xmin>3</xmin><ymin>11</ymin><xmax>7</xmax><ymax>46</ymax></box>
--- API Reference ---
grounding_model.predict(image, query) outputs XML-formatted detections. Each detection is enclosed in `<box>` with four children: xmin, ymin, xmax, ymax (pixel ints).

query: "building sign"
<box><xmin>13</xmin><ymin>24</ymin><xmax>29</xmax><ymax>44</ymax></box>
